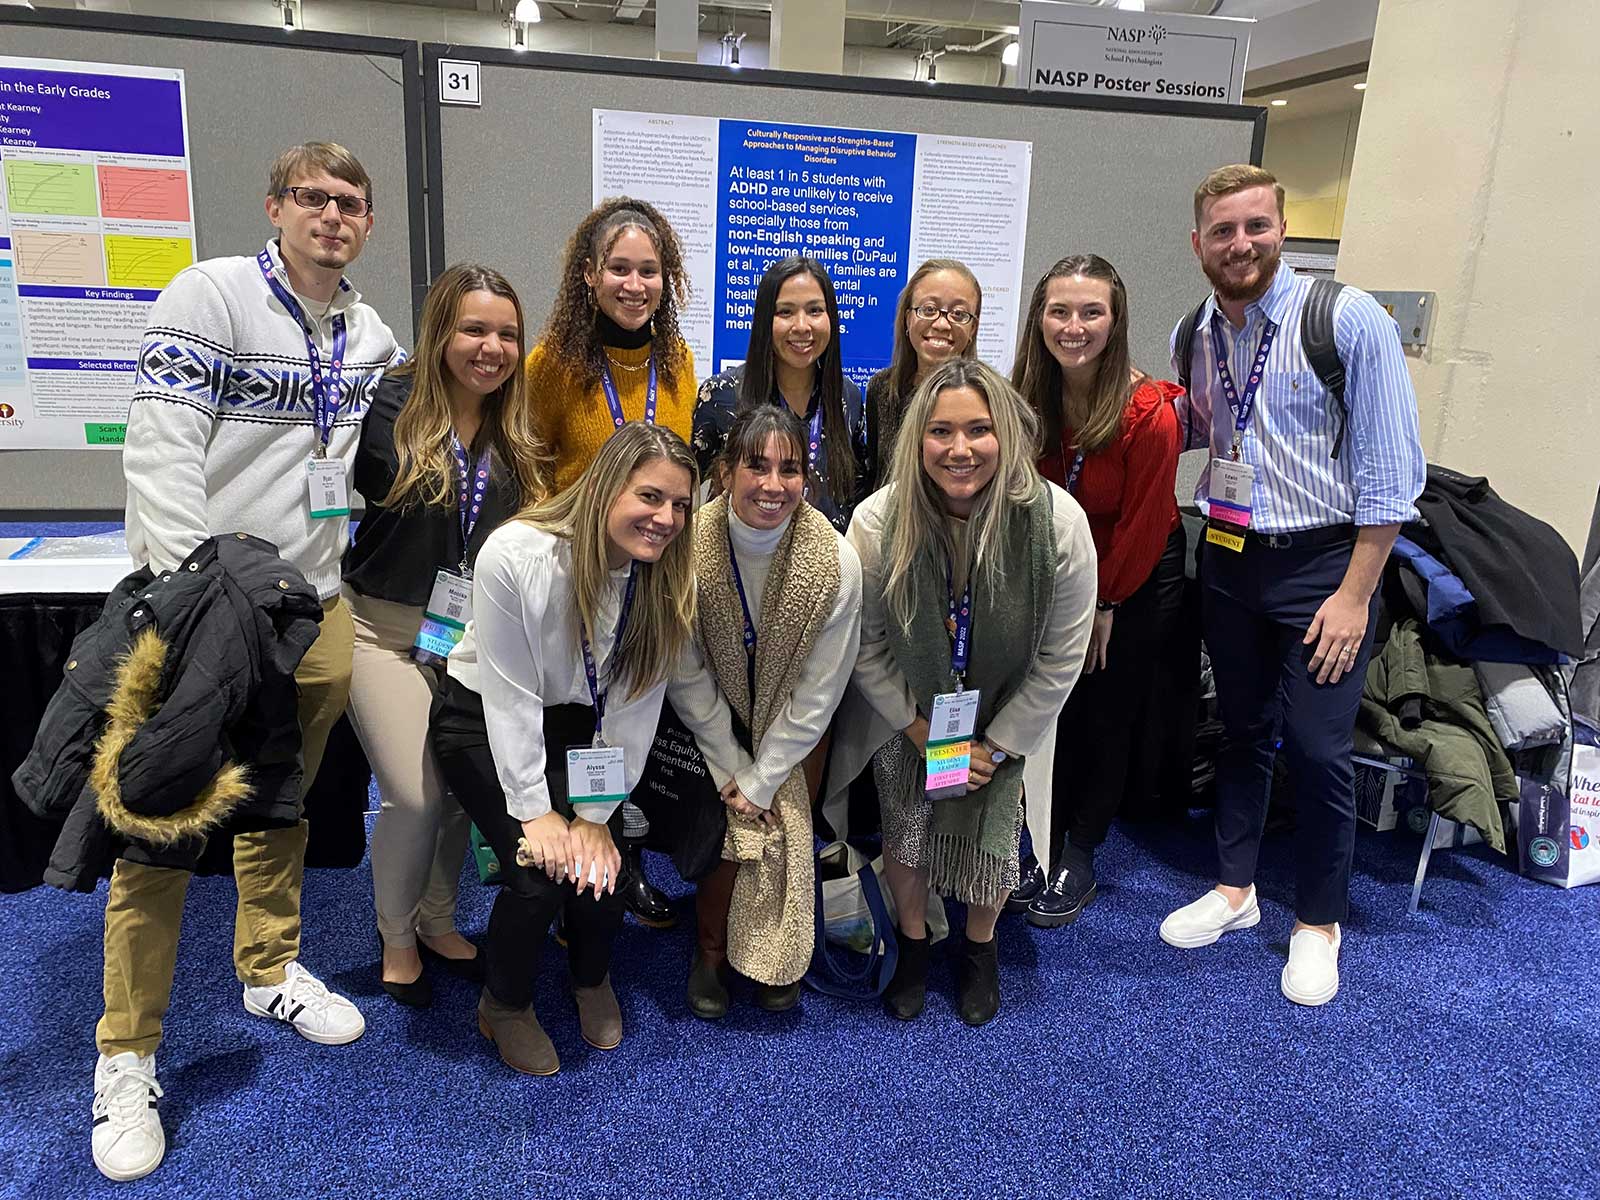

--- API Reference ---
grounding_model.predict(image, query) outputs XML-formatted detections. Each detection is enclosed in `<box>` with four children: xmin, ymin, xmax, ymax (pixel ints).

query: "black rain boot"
<box><xmin>620</xmin><ymin>837</ymin><xmax>677</xmax><ymax>929</ymax></box>
<box><xmin>956</xmin><ymin>934</ymin><xmax>1000</xmax><ymax>1027</ymax></box>
<box><xmin>686</xmin><ymin>952</ymin><xmax>731</xmax><ymax>1020</ymax></box>
<box><xmin>883</xmin><ymin>931</ymin><xmax>930</xmax><ymax>1021</ymax></box>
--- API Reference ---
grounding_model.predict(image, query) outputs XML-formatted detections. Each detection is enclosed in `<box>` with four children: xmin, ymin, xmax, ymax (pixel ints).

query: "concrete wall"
<box><xmin>1337</xmin><ymin>0</ymin><xmax>1599</xmax><ymax>552</ymax></box>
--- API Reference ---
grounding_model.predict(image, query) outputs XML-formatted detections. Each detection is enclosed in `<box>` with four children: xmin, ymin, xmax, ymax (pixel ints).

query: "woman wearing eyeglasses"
<box><xmin>522</xmin><ymin>196</ymin><xmax>701</xmax><ymax>928</ymax></box>
<box><xmin>864</xmin><ymin>258</ymin><xmax>982</xmax><ymax>490</ymax></box>
<box><xmin>691</xmin><ymin>256</ymin><xmax>868</xmax><ymax>532</ymax></box>
<box><xmin>1009</xmin><ymin>254</ymin><xmax>1184</xmax><ymax>927</ymax></box>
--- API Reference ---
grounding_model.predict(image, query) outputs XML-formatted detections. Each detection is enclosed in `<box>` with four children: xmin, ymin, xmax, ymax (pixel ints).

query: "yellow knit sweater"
<box><xmin>524</xmin><ymin>339</ymin><xmax>698</xmax><ymax>492</ymax></box>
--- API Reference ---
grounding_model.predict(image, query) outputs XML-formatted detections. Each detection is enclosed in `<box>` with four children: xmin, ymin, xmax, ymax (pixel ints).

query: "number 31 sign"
<box><xmin>439</xmin><ymin>59</ymin><xmax>482</xmax><ymax>107</ymax></box>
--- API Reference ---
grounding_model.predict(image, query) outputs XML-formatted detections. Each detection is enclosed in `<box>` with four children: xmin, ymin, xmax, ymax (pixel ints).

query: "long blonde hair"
<box><xmin>518</xmin><ymin>422</ymin><xmax>698</xmax><ymax>699</ymax></box>
<box><xmin>384</xmin><ymin>264</ymin><xmax>551</xmax><ymax>510</ymax></box>
<box><xmin>883</xmin><ymin>358</ymin><xmax>1041</xmax><ymax>633</ymax></box>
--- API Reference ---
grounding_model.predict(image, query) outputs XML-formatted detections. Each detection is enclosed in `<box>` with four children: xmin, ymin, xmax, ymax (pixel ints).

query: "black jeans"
<box><xmin>429</xmin><ymin>675</ymin><xmax>624</xmax><ymax>1008</ymax></box>
<box><xmin>1200</xmin><ymin>532</ymin><xmax>1375</xmax><ymax>926</ymax></box>
<box><xmin>1050</xmin><ymin>524</ymin><xmax>1187</xmax><ymax>871</ymax></box>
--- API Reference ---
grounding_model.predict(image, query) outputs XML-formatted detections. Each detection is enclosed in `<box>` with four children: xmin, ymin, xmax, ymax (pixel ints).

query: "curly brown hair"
<box><xmin>540</xmin><ymin>196</ymin><xmax>691</xmax><ymax>391</ymax></box>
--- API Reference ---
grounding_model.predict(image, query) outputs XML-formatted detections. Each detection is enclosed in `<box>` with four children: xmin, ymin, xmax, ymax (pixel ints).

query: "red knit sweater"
<box><xmin>1038</xmin><ymin>378</ymin><xmax>1183</xmax><ymax>605</ymax></box>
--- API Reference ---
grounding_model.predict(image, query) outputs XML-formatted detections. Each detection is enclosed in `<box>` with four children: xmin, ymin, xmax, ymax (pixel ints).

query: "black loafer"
<box><xmin>1026</xmin><ymin>866</ymin><xmax>1098</xmax><ymax>929</ymax></box>
<box><xmin>1005</xmin><ymin>854</ymin><xmax>1046</xmax><ymax>913</ymax></box>
<box><xmin>418</xmin><ymin>937</ymin><xmax>486</xmax><ymax>983</ymax></box>
<box><xmin>380</xmin><ymin>967</ymin><xmax>433</xmax><ymax>1009</ymax></box>
<box><xmin>753</xmin><ymin>981</ymin><xmax>801</xmax><ymax>1012</ymax></box>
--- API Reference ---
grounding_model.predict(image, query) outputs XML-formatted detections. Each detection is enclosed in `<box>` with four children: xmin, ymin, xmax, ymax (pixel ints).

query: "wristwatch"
<box><xmin>1096</xmin><ymin>599</ymin><xmax>1120</xmax><ymax>612</ymax></box>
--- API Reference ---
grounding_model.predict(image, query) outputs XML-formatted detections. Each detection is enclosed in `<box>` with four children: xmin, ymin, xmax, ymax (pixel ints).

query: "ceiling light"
<box><xmin>1116</xmin><ymin>0</ymin><xmax>1147</xmax><ymax>9</ymax></box>
<box><xmin>513</xmin><ymin>0</ymin><xmax>541</xmax><ymax>22</ymax></box>
<box><xmin>1002</xmin><ymin>41</ymin><xmax>1019</xmax><ymax>67</ymax></box>
<box><xmin>1270</xmin><ymin>99</ymin><xmax>1288</xmax><ymax>106</ymax></box>
<box><xmin>1353</xmin><ymin>82</ymin><xmax>1368</xmax><ymax>90</ymax></box>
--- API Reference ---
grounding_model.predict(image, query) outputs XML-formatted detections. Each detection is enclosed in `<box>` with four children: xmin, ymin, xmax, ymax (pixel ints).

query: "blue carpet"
<box><xmin>1</xmin><ymin>810</ymin><xmax>1594</xmax><ymax>1199</ymax></box>
<box><xmin>0</xmin><ymin>523</ymin><xmax>123</xmax><ymax>540</ymax></box>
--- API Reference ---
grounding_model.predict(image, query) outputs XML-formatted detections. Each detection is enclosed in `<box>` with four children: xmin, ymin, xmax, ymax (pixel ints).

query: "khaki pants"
<box><xmin>96</xmin><ymin>595</ymin><xmax>353</xmax><ymax>1057</ymax></box>
<box><xmin>343</xmin><ymin>588</ymin><xmax>469</xmax><ymax>947</ymax></box>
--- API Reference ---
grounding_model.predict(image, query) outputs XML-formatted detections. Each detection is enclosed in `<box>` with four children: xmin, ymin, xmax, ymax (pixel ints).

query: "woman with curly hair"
<box><xmin>524</xmin><ymin>196</ymin><xmax>700</xmax><ymax>925</ymax></box>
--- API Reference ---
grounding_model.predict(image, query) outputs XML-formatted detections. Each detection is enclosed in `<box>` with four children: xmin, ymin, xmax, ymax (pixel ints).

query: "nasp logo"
<box><xmin>0</xmin><ymin>404</ymin><xmax>13</xmax><ymax>418</ymax></box>
<box><xmin>1571</xmin><ymin>826</ymin><xmax>1590</xmax><ymax>851</ymax></box>
<box><xmin>1529</xmin><ymin>836</ymin><xmax>1560</xmax><ymax>867</ymax></box>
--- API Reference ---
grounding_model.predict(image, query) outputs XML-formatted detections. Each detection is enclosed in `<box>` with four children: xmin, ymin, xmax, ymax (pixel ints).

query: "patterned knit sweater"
<box><xmin>123</xmin><ymin>240</ymin><xmax>402</xmax><ymax>598</ymax></box>
<box><xmin>524</xmin><ymin>338</ymin><xmax>698</xmax><ymax>491</ymax></box>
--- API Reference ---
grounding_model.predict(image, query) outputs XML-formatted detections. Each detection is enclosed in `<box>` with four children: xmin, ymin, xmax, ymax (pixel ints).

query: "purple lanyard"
<box><xmin>946</xmin><ymin>567</ymin><xmax>973</xmax><ymax>689</ymax></box>
<box><xmin>256</xmin><ymin>248</ymin><xmax>347</xmax><ymax>454</ymax></box>
<box><xmin>1211</xmin><ymin>311</ymin><xmax>1279</xmax><ymax>460</ymax></box>
<box><xmin>579</xmin><ymin>564</ymin><xmax>638</xmax><ymax>745</ymax></box>
<box><xmin>727</xmin><ymin>529</ymin><xmax>759</xmax><ymax>705</ymax></box>
<box><xmin>599</xmin><ymin>356</ymin><xmax>657</xmax><ymax>429</ymax></box>
<box><xmin>451</xmin><ymin>434</ymin><xmax>490</xmax><ymax>575</ymax></box>
<box><xmin>806</xmin><ymin>402</ymin><xmax>825</xmax><ymax>483</ymax></box>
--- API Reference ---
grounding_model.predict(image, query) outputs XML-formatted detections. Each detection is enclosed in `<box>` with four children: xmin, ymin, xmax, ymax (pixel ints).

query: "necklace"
<box><xmin>604</xmin><ymin>354</ymin><xmax>649</xmax><ymax>374</ymax></box>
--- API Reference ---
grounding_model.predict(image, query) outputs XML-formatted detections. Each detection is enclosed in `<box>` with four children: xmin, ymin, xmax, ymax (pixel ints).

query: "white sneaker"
<box><xmin>1159</xmin><ymin>886</ymin><xmax>1262</xmax><ymax>948</ymax></box>
<box><xmin>1281</xmin><ymin>924</ymin><xmax>1342</xmax><ymax>1006</ymax></box>
<box><xmin>91</xmin><ymin>1052</ymin><xmax>165</xmax><ymax>1182</ymax></box>
<box><xmin>242</xmin><ymin>961</ymin><xmax>366</xmax><ymax>1045</ymax></box>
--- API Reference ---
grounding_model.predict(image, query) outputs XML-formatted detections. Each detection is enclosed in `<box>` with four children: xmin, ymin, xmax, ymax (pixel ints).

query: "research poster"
<box><xmin>593</xmin><ymin>109</ymin><xmax>1032</xmax><ymax>386</ymax></box>
<box><xmin>0</xmin><ymin>56</ymin><xmax>196</xmax><ymax>449</ymax></box>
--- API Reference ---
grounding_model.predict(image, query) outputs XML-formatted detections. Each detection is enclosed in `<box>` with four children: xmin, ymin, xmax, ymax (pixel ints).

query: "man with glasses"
<box><xmin>92</xmin><ymin>143</ymin><xmax>401</xmax><ymax>1182</ymax></box>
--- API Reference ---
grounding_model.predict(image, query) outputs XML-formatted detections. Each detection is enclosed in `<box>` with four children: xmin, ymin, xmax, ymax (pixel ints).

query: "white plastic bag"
<box><xmin>817</xmin><ymin>841</ymin><xmax>948</xmax><ymax>950</ymax></box>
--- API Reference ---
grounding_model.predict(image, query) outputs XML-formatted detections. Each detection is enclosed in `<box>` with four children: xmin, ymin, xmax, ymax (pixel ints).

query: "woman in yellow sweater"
<box><xmin>526</xmin><ymin>196</ymin><xmax>698</xmax><ymax>492</ymax></box>
<box><xmin>524</xmin><ymin>195</ymin><xmax>699</xmax><ymax>925</ymax></box>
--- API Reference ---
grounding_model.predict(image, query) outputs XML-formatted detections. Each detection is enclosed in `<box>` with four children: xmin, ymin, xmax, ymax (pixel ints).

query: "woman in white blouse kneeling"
<box><xmin>429</xmin><ymin>421</ymin><xmax>698</xmax><ymax>1076</ymax></box>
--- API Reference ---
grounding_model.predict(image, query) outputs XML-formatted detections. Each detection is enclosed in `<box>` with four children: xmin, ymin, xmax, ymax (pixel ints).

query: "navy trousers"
<box><xmin>1200</xmin><ymin>532</ymin><xmax>1376</xmax><ymax>926</ymax></box>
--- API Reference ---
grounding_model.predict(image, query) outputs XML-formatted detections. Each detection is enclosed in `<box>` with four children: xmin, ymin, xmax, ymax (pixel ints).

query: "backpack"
<box><xmin>1174</xmin><ymin>276</ymin><xmax>1349</xmax><ymax>460</ymax></box>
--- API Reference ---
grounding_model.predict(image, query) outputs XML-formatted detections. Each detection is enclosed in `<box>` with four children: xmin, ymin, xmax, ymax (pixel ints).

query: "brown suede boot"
<box><xmin>573</xmin><ymin>976</ymin><xmax>623</xmax><ymax>1050</ymax></box>
<box><xmin>477</xmin><ymin>989</ymin><xmax>559</xmax><ymax>1076</ymax></box>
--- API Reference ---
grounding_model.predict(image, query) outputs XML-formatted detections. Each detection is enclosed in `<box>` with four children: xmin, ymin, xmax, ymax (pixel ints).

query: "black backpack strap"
<box><xmin>1300</xmin><ymin>278</ymin><xmax>1349</xmax><ymax>459</ymax></box>
<box><xmin>1174</xmin><ymin>297</ymin><xmax>1209</xmax><ymax>452</ymax></box>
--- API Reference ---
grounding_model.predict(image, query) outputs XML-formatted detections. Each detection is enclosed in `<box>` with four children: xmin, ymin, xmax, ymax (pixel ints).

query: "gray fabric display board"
<box><xmin>0</xmin><ymin>11</ymin><xmax>426</xmax><ymax>518</ymax></box>
<box><xmin>423</xmin><ymin>48</ymin><xmax>1263</xmax><ymax>390</ymax></box>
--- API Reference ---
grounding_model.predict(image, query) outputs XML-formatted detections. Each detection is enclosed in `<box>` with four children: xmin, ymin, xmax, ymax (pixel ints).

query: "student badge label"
<box><xmin>412</xmin><ymin>570</ymin><xmax>473</xmax><ymax>666</ymax></box>
<box><xmin>306</xmin><ymin>456</ymin><xmax>350</xmax><ymax>520</ymax></box>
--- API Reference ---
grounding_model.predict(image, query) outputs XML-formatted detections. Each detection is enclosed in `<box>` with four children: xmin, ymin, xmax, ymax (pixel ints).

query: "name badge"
<box><xmin>1208</xmin><ymin>458</ymin><xmax>1255</xmax><ymax>527</ymax></box>
<box><xmin>926</xmin><ymin>689</ymin><xmax>980</xmax><ymax>799</ymax></box>
<box><xmin>566</xmin><ymin>745</ymin><xmax>628</xmax><ymax>823</ymax></box>
<box><xmin>306</xmin><ymin>457</ymin><xmax>350</xmax><ymax>520</ymax></box>
<box><xmin>412</xmin><ymin>569</ymin><xmax>473</xmax><ymax>667</ymax></box>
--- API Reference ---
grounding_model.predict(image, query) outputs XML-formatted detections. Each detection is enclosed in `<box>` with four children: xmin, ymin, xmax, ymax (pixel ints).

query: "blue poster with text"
<box><xmin>713</xmin><ymin>120</ymin><xmax>915</xmax><ymax>387</ymax></box>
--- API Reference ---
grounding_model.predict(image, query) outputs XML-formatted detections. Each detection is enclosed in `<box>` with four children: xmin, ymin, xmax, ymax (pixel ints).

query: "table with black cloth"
<box><xmin>1</xmin><ymin>547</ymin><xmax>373</xmax><ymax>893</ymax></box>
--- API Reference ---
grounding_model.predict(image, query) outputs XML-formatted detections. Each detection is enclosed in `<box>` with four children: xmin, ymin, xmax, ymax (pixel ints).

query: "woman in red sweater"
<box><xmin>1010</xmin><ymin>254</ymin><xmax>1185</xmax><ymax>927</ymax></box>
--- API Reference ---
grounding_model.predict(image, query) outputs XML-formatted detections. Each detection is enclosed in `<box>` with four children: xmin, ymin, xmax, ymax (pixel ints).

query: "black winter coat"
<box><xmin>10</xmin><ymin>533</ymin><xmax>323</xmax><ymax>890</ymax></box>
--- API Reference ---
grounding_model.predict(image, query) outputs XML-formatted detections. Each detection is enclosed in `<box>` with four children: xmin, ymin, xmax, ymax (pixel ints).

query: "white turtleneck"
<box><xmin>670</xmin><ymin>504</ymin><xmax>864</xmax><ymax>810</ymax></box>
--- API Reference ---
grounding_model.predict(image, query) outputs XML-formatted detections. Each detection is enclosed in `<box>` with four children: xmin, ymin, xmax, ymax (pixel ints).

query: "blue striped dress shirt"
<box><xmin>1169</xmin><ymin>262</ymin><xmax>1426</xmax><ymax>534</ymax></box>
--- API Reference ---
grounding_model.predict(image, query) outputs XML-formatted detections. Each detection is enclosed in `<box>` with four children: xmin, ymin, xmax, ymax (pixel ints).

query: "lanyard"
<box><xmin>599</xmin><ymin>356</ymin><xmax>657</xmax><ymax>429</ymax></box>
<box><xmin>945</xmin><ymin>567</ymin><xmax>973</xmax><ymax>690</ymax></box>
<box><xmin>1064</xmin><ymin>448</ymin><xmax>1085</xmax><ymax>494</ymax></box>
<box><xmin>727</xmin><ymin>529</ymin><xmax>758</xmax><ymax>705</ymax></box>
<box><xmin>451</xmin><ymin>434</ymin><xmax>490</xmax><ymax>575</ymax></box>
<box><xmin>579</xmin><ymin>564</ymin><xmax>638</xmax><ymax>746</ymax></box>
<box><xmin>257</xmin><ymin>248</ymin><xmax>347</xmax><ymax>455</ymax></box>
<box><xmin>1211</xmin><ymin>311</ymin><xmax>1279</xmax><ymax>460</ymax></box>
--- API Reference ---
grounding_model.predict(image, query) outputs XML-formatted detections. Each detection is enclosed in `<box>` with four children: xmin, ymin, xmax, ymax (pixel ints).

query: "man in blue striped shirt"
<box><xmin>1158</xmin><ymin>165</ymin><xmax>1425</xmax><ymax>1007</ymax></box>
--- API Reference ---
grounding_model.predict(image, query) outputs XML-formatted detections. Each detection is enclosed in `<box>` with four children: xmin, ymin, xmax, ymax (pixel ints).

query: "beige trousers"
<box><xmin>343</xmin><ymin>587</ymin><xmax>471</xmax><ymax>947</ymax></box>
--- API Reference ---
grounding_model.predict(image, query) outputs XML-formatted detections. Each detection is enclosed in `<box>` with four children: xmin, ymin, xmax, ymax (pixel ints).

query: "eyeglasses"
<box><xmin>911</xmin><ymin>301</ymin><xmax>976</xmax><ymax>327</ymax></box>
<box><xmin>279</xmin><ymin>186</ymin><xmax>372</xmax><ymax>218</ymax></box>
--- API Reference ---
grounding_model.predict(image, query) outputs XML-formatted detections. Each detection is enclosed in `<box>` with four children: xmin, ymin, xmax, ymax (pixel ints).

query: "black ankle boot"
<box><xmin>883</xmin><ymin>931</ymin><xmax>930</xmax><ymax>1021</ymax></box>
<box><xmin>686</xmin><ymin>952</ymin><xmax>731</xmax><ymax>1020</ymax></box>
<box><xmin>620</xmin><ymin>838</ymin><xmax>676</xmax><ymax>929</ymax></box>
<box><xmin>956</xmin><ymin>934</ymin><xmax>1000</xmax><ymax>1027</ymax></box>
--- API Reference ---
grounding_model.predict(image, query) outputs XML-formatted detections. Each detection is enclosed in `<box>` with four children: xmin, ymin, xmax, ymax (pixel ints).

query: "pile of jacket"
<box><xmin>1359</xmin><ymin>466</ymin><xmax>1583</xmax><ymax>851</ymax></box>
<box><xmin>10</xmin><ymin>533</ymin><xmax>323</xmax><ymax>891</ymax></box>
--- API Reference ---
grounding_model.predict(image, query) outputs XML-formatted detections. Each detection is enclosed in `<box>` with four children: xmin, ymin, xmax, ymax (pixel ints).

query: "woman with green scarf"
<box><xmin>843</xmin><ymin>358</ymin><xmax>1098</xmax><ymax>1026</ymax></box>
